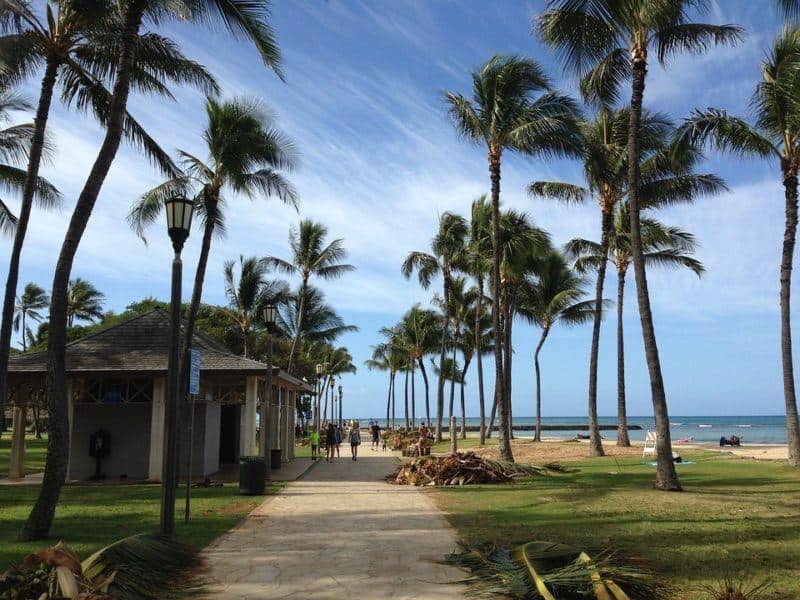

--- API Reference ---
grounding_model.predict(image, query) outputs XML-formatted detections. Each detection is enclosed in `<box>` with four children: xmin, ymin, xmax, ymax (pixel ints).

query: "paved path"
<box><xmin>203</xmin><ymin>452</ymin><xmax>467</xmax><ymax>599</ymax></box>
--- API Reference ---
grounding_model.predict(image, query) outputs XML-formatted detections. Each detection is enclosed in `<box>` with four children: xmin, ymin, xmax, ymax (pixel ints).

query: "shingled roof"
<box><xmin>8</xmin><ymin>308</ymin><xmax>311</xmax><ymax>389</ymax></box>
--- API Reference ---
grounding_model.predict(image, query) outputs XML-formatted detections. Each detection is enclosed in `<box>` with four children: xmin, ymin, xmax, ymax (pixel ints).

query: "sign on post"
<box><xmin>188</xmin><ymin>349</ymin><xmax>201</xmax><ymax>395</ymax></box>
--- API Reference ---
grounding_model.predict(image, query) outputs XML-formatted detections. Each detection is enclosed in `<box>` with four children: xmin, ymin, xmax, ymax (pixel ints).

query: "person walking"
<box><xmin>334</xmin><ymin>423</ymin><xmax>342</xmax><ymax>458</ymax></box>
<box><xmin>309</xmin><ymin>428</ymin><xmax>320</xmax><ymax>461</ymax></box>
<box><xmin>349</xmin><ymin>421</ymin><xmax>362</xmax><ymax>461</ymax></box>
<box><xmin>370</xmin><ymin>421</ymin><xmax>381</xmax><ymax>451</ymax></box>
<box><xmin>325</xmin><ymin>422</ymin><xmax>336</xmax><ymax>463</ymax></box>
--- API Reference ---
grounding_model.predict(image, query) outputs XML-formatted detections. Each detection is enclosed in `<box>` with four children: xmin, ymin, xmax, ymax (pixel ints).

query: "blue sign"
<box><xmin>188</xmin><ymin>349</ymin><xmax>201</xmax><ymax>395</ymax></box>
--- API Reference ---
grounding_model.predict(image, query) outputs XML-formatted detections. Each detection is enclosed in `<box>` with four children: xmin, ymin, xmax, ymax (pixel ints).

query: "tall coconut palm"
<box><xmin>265</xmin><ymin>220</ymin><xmax>354</xmax><ymax>373</ymax></box>
<box><xmin>568</xmin><ymin>207</ymin><xmax>704</xmax><ymax>447</ymax></box>
<box><xmin>319</xmin><ymin>345</ymin><xmax>356</xmax><ymax>422</ymax></box>
<box><xmin>677</xmin><ymin>27</ymin><xmax>800</xmax><ymax>465</ymax></box>
<box><xmin>465</xmin><ymin>196</ymin><xmax>492</xmax><ymax>442</ymax></box>
<box><xmin>530</xmin><ymin>108</ymin><xmax>724</xmax><ymax>454</ymax></box>
<box><xmin>0</xmin><ymin>1</ymin><xmax>216</xmax><ymax>435</ymax></box>
<box><xmin>65</xmin><ymin>278</ymin><xmax>104</xmax><ymax>327</ymax></box>
<box><xmin>365</xmin><ymin>343</ymin><xmax>393</xmax><ymax>427</ymax></box>
<box><xmin>518</xmin><ymin>251</ymin><xmax>595</xmax><ymax>442</ymax></box>
<box><xmin>538</xmin><ymin>2</ymin><xmax>740</xmax><ymax>490</ymax></box>
<box><xmin>397</xmin><ymin>305</ymin><xmax>440</xmax><ymax>427</ymax></box>
<box><xmin>279</xmin><ymin>285</ymin><xmax>357</xmax><ymax>347</ymax></box>
<box><xmin>223</xmin><ymin>255</ymin><xmax>290</xmax><ymax>357</ymax></box>
<box><xmin>26</xmin><ymin>0</ymin><xmax>279</xmax><ymax>540</ymax></box>
<box><xmin>131</xmin><ymin>96</ymin><xmax>297</xmax><ymax>389</ymax></box>
<box><xmin>402</xmin><ymin>211</ymin><xmax>468</xmax><ymax>442</ymax></box>
<box><xmin>434</xmin><ymin>275</ymin><xmax>471</xmax><ymax>431</ymax></box>
<box><xmin>13</xmin><ymin>282</ymin><xmax>49</xmax><ymax>352</ymax></box>
<box><xmin>445</xmin><ymin>54</ymin><xmax>581</xmax><ymax>461</ymax></box>
<box><xmin>0</xmin><ymin>92</ymin><xmax>60</xmax><ymax>237</ymax></box>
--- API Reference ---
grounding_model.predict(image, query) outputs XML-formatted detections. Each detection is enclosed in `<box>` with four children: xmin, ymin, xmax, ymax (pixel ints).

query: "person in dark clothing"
<box><xmin>325</xmin><ymin>423</ymin><xmax>336</xmax><ymax>462</ymax></box>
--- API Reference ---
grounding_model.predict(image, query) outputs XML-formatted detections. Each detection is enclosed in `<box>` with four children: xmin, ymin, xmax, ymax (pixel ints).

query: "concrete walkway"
<box><xmin>203</xmin><ymin>452</ymin><xmax>467</xmax><ymax>599</ymax></box>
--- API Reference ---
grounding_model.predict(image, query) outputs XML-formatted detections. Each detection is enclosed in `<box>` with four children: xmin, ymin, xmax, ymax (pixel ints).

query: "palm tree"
<box><xmin>279</xmin><ymin>285</ymin><xmax>357</xmax><ymax>347</ymax></box>
<box><xmin>265</xmin><ymin>220</ymin><xmax>354</xmax><ymax>373</ymax></box>
<box><xmin>319</xmin><ymin>346</ymin><xmax>356</xmax><ymax>422</ymax></box>
<box><xmin>223</xmin><ymin>255</ymin><xmax>290</xmax><ymax>357</ymax></box>
<box><xmin>13</xmin><ymin>282</ymin><xmax>49</xmax><ymax>352</ymax></box>
<box><xmin>366</xmin><ymin>343</ymin><xmax>394</xmax><ymax>428</ymax></box>
<box><xmin>530</xmin><ymin>108</ymin><xmax>724</xmax><ymax>455</ymax></box>
<box><xmin>65</xmin><ymin>278</ymin><xmax>104</xmax><ymax>327</ymax></box>
<box><xmin>0</xmin><ymin>92</ymin><xmax>60</xmax><ymax>236</ymax></box>
<box><xmin>402</xmin><ymin>212</ymin><xmax>468</xmax><ymax>442</ymax></box>
<box><xmin>27</xmin><ymin>0</ymin><xmax>278</xmax><ymax>540</ymax></box>
<box><xmin>132</xmin><ymin>96</ymin><xmax>297</xmax><ymax>385</ymax></box>
<box><xmin>538</xmin><ymin>2</ymin><xmax>739</xmax><ymax>490</ymax></box>
<box><xmin>518</xmin><ymin>251</ymin><xmax>595</xmax><ymax>442</ymax></box>
<box><xmin>0</xmin><ymin>1</ymin><xmax>216</xmax><ymax>435</ymax></box>
<box><xmin>458</xmin><ymin>289</ymin><xmax>492</xmax><ymax>439</ymax></box>
<box><xmin>445</xmin><ymin>54</ymin><xmax>581</xmax><ymax>461</ymax></box>
<box><xmin>568</xmin><ymin>207</ymin><xmax>704</xmax><ymax>447</ymax></box>
<box><xmin>677</xmin><ymin>27</ymin><xmax>800</xmax><ymax>466</ymax></box>
<box><xmin>397</xmin><ymin>305</ymin><xmax>440</xmax><ymax>427</ymax></box>
<box><xmin>465</xmin><ymin>196</ymin><xmax>492</xmax><ymax>443</ymax></box>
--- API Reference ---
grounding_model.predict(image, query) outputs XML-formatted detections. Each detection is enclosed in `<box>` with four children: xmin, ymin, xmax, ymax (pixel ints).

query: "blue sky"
<box><xmin>1</xmin><ymin>1</ymin><xmax>794</xmax><ymax>419</ymax></box>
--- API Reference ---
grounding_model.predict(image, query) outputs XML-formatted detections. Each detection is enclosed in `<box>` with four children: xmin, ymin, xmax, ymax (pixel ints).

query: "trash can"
<box><xmin>270</xmin><ymin>449</ymin><xmax>282</xmax><ymax>470</ymax></box>
<box><xmin>239</xmin><ymin>456</ymin><xmax>265</xmax><ymax>495</ymax></box>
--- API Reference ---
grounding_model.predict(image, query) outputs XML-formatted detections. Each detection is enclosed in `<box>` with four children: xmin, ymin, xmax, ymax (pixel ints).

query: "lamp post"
<box><xmin>328</xmin><ymin>377</ymin><xmax>335</xmax><ymax>425</ymax></box>
<box><xmin>338</xmin><ymin>383</ymin><xmax>343</xmax><ymax>426</ymax></box>
<box><xmin>161</xmin><ymin>195</ymin><xmax>194</xmax><ymax>537</ymax></box>
<box><xmin>262</xmin><ymin>305</ymin><xmax>276</xmax><ymax>484</ymax></box>
<box><xmin>315</xmin><ymin>363</ymin><xmax>323</xmax><ymax>430</ymax></box>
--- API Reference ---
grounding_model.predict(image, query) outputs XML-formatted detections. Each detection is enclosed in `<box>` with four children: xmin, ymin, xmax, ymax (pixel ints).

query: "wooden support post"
<box><xmin>9</xmin><ymin>396</ymin><xmax>27</xmax><ymax>479</ymax></box>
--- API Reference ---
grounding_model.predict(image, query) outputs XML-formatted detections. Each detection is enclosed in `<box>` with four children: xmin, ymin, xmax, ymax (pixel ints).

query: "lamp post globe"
<box><xmin>161</xmin><ymin>195</ymin><xmax>194</xmax><ymax>537</ymax></box>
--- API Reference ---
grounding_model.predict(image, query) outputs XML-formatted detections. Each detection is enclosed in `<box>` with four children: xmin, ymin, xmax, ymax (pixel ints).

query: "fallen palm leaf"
<box><xmin>444</xmin><ymin>541</ymin><xmax>669</xmax><ymax>599</ymax></box>
<box><xmin>388</xmin><ymin>452</ymin><xmax>566</xmax><ymax>486</ymax></box>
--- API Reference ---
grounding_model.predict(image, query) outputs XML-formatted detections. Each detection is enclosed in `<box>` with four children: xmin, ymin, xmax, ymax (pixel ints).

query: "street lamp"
<box><xmin>315</xmin><ymin>363</ymin><xmax>323</xmax><ymax>430</ymax></box>
<box><xmin>161</xmin><ymin>195</ymin><xmax>194</xmax><ymax>537</ymax></box>
<box><xmin>338</xmin><ymin>383</ymin><xmax>343</xmax><ymax>426</ymax></box>
<box><xmin>262</xmin><ymin>305</ymin><xmax>276</xmax><ymax>484</ymax></box>
<box><xmin>328</xmin><ymin>377</ymin><xmax>335</xmax><ymax>424</ymax></box>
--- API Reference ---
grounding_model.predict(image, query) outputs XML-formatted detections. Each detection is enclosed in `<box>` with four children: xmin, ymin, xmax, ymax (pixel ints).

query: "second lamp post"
<box><xmin>262</xmin><ymin>305</ymin><xmax>276</xmax><ymax>484</ymax></box>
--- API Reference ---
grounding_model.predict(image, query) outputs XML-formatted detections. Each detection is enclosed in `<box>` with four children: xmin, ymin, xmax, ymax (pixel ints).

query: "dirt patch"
<box><xmin>470</xmin><ymin>439</ymin><xmax>643</xmax><ymax>463</ymax></box>
<box><xmin>207</xmin><ymin>500</ymin><xmax>256</xmax><ymax>516</ymax></box>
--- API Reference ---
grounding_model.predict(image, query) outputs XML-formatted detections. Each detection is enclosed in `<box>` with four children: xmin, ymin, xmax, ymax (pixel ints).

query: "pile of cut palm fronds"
<box><xmin>0</xmin><ymin>534</ymin><xmax>205</xmax><ymax>599</ymax></box>
<box><xmin>385</xmin><ymin>429</ymin><xmax>420</xmax><ymax>451</ymax></box>
<box><xmin>388</xmin><ymin>452</ymin><xmax>566</xmax><ymax>486</ymax></box>
<box><xmin>444</xmin><ymin>541</ymin><xmax>669</xmax><ymax>599</ymax></box>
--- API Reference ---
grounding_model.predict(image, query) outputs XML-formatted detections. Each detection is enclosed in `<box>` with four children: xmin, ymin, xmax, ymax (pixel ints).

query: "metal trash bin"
<box><xmin>239</xmin><ymin>456</ymin><xmax>265</xmax><ymax>495</ymax></box>
<box><xmin>270</xmin><ymin>449</ymin><xmax>282</xmax><ymax>470</ymax></box>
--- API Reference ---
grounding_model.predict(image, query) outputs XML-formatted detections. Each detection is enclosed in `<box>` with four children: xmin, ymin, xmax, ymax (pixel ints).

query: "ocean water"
<box><xmin>361</xmin><ymin>415</ymin><xmax>789</xmax><ymax>444</ymax></box>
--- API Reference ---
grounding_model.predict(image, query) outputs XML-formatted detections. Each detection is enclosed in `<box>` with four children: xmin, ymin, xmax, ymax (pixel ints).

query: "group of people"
<box><xmin>308</xmin><ymin>421</ymin><xmax>363</xmax><ymax>462</ymax></box>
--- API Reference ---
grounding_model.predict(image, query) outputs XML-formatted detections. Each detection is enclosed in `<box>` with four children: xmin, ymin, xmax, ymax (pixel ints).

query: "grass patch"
<box><xmin>0</xmin><ymin>481</ymin><xmax>282</xmax><ymax>569</ymax></box>
<box><xmin>429</xmin><ymin>436</ymin><xmax>499</xmax><ymax>454</ymax></box>
<box><xmin>0</xmin><ymin>433</ymin><xmax>47</xmax><ymax>478</ymax></box>
<box><xmin>432</xmin><ymin>452</ymin><xmax>800</xmax><ymax>599</ymax></box>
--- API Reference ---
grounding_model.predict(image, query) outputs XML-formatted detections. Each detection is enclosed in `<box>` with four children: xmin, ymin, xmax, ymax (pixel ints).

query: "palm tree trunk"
<box><xmin>476</xmin><ymin>276</ymin><xmax>486</xmax><ymax>444</ymax></box>
<box><xmin>180</xmin><ymin>191</ymin><xmax>218</xmax><ymax>400</ymax></box>
<box><xmin>435</xmin><ymin>277</ymin><xmax>450</xmax><ymax>442</ymax></box>
<box><xmin>404</xmin><ymin>368</ymin><xmax>409</xmax><ymax>430</ymax></box>
<box><xmin>487</xmin><ymin>394</ymin><xmax>497</xmax><ymax>439</ymax></box>
<box><xmin>460</xmin><ymin>358</ymin><xmax>469</xmax><ymax>439</ymax></box>
<box><xmin>0</xmin><ymin>56</ymin><xmax>60</xmax><ymax>432</ymax></box>
<box><xmin>21</xmin><ymin>312</ymin><xmax>27</xmax><ymax>352</ymax></box>
<box><xmin>627</xmin><ymin>54</ymin><xmax>680</xmax><ymax>491</ymax></box>
<box><xmin>386</xmin><ymin>374</ymin><xmax>391</xmax><ymax>427</ymax></box>
<box><xmin>616</xmin><ymin>268</ymin><xmax>631</xmax><ymax>447</ymax></box>
<box><xmin>287</xmin><ymin>279</ymin><xmax>308</xmax><ymax>373</ymax></box>
<box><xmin>587</xmin><ymin>208</ymin><xmax>611</xmax><ymax>456</ymax></box>
<box><xmin>534</xmin><ymin>327</ymin><xmax>550</xmax><ymax>442</ymax></box>
<box><xmin>449</xmin><ymin>332</ymin><xmax>457</xmax><ymax>419</ymax></box>
<box><xmin>242</xmin><ymin>323</ymin><xmax>249</xmax><ymax>358</ymax></box>
<box><xmin>23</xmin><ymin>1</ymin><xmax>147</xmax><ymax>540</ymax></box>
<box><xmin>781</xmin><ymin>167</ymin><xmax>800</xmax><ymax>466</ymax></box>
<box><xmin>418</xmin><ymin>357</ymin><xmax>430</xmax><ymax>426</ymax></box>
<box><xmin>489</xmin><ymin>148</ymin><xmax>512</xmax><ymax>461</ymax></box>
<box><xmin>504</xmin><ymin>305</ymin><xmax>514</xmax><ymax>440</ymax></box>
<box><xmin>32</xmin><ymin>403</ymin><xmax>41</xmax><ymax>439</ymax></box>
<box><xmin>391</xmin><ymin>373</ymin><xmax>396</xmax><ymax>430</ymax></box>
<box><xmin>410</xmin><ymin>359</ymin><xmax>416</xmax><ymax>427</ymax></box>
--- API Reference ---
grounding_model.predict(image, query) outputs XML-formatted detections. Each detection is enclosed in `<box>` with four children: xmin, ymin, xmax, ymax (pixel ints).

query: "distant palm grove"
<box><xmin>1</xmin><ymin>0</ymin><xmax>800</xmax><ymax>544</ymax></box>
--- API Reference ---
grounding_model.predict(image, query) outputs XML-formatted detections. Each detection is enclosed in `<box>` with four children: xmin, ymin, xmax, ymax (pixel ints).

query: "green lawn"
<box><xmin>0</xmin><ymin>482</ymin><xmax>280</xmax><ymax>569</ymax></box>
<box><xmin>429</xmin><ymin>435</ymin><xmax>499</xmax><ymax>454</ymax></box>
<box><xmin>0</xmin><ymin>433</ymin><xmax>47</xmax><ymax>478</ymax></box>
<box><xmin>432</xmin><ymin>452</ymin><xmax>800</xmax><ymax>599</ymax></box>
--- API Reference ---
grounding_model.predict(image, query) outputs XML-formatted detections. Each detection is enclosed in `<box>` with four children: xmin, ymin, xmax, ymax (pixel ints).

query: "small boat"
<box><xmin>699</xmin><ymin>424</ymin><xmax>712</xmax><ymax>428</ymax></box>
<box><xmin>737</xmin><ymin>424</ymin><xmax>752</xmax><ymax>428</ymax></box>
